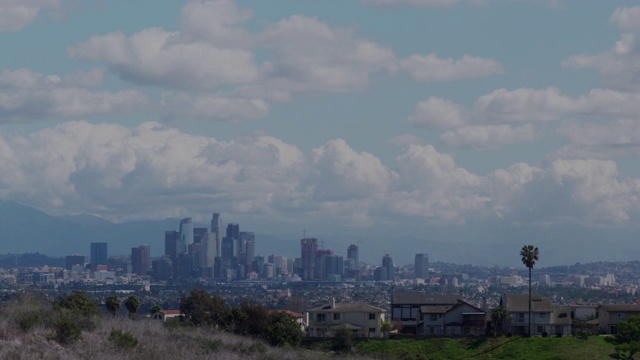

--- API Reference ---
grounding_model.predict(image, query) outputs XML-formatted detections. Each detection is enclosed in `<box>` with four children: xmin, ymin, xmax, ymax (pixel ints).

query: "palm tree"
<box><xmin>124</xmin><ymin>295</ymin><xmax>140</xmax><ymax>319</ymax></box>
<box><xmin>520</xmin><ymin>244</ymin><xmax>539</xmax><ymax>336</ymax></box>
<box><xmin>105</xmin><ymin>295</ymin><xmax>120</xmax><ymax>317</ymax></box>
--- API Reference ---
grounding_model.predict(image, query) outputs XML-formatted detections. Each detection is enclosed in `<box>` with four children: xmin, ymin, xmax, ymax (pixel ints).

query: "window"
<box><xmin>369</xmin><ymin>328</ymin><xmax>376</xmax><ymax>333</ymax></box>
<box><xmin>537</xmin><ymin>326</ymin><xmax>544</xmax><ymax>334</ymax></box>
<box><xmin>618</xmin><ymin>313</ymin><xmax>626</xmax><ymax>318</ymax></box>
<box><xmin>369</xmin><ymin>313</ymin><xmax>376</xmax><ymax>320</ymax></box>
<box><xmin>430</xmin><ymin>314</ymin><xmax>437</xmax><ymax>321</ymax></box>
<box><xmin>517</xmin><ymin>314</ymin><xmax>525</xmax><ymax>322</ymax></box>
<box><xmin>333</xmin><ymin>313</ymin><xmax>340</xmax><ymax>321</ymax></box>
<box><xmin>539</xmin><ymin>313</ymin><xmax>545</xmax><ymax>318</ymax></box>
<box><xmin>316</xmin><ymin>313</ymin><xmax>326</xmax><ymax>322</ymax></box>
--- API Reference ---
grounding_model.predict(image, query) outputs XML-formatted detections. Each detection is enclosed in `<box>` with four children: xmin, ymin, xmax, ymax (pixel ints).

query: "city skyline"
<box><xmin>2</xmin><ymin>1</ymin><xmax>640</xmax><ymax>266</ymax></box>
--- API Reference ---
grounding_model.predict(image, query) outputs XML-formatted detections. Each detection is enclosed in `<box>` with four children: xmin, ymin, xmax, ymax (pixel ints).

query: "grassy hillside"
<box><xmin>355</xmin><ymin>336</ymin><xmax>616</xmax><ymax>360</ymax></box>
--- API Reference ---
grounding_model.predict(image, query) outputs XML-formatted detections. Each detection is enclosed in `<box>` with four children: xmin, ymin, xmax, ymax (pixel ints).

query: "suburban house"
<box><xmin>152</xmin><ymin>309</ymin><xmax>183</xmax><ymax>322</ymax></box>
<box><xmin>421</xmin><ymin>299</ymin><xmax>487</xmax><ymax>336</ymax></box>
<box><xmin>596</xmin><ymin>304</ymin><xmax>640</xmax><ymax>334</ymax></box>
<box><xmin>269</xmin><ymin>309</ymin><xmax>306</xmax><ymax>331</ymax></box>
<box><xmin>501</xmin><ymin>294</ymin><xmax>553</xmax><ymax>336</ymax></box>
<box><xmin>391</xmin><ymin>292</ymin><xmax>461</xmax><ymax>335</ymax></box>
<box><xmin>550</xmin><ymin>308</ymin><xmax>573</xmax><ymax>336</ymax></box>
<box><xmin>306</xmin><ymin>299</ymin><xmax>386</xmax><ymax>338</ymax></box>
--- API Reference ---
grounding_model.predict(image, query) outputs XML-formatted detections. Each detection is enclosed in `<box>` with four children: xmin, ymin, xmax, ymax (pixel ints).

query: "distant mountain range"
<box><xmin>1</xmin><ymin>199</ymin><xmax>640</xmax><ymax>266</ymax></box>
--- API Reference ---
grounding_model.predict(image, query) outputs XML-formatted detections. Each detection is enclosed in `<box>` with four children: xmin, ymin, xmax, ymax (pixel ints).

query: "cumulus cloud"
<box><xmin>400</xmin><ymin>54</ymin><xmax>504</xmax><ymax>82</ymax></box>
<box><xmin>440</xmin><ymin>124</ymin><xmax>535</xmax><ymax>149</ymax></box>
<box><xmin>407</xmin><ymin>96</ymin><xmax>469</xmax><ymax>129</ymax></box>
<box><xmin>386</xmin><ymin>134</ymin><xmax>424</xmax><ymax>146</ymax></box>
<box><xmin>2</xmin><ymin>121</ymin><xmax>640</xmax><ymax>227</ymax></box>
<box><xmin>160</xmin><ymin>92</ymin><xmax>269</xmax><ymax>121</ymax></box>
<box><xmin>0</xmin><ymin>68</ymin><xmax>150</xmax><ymax>123</ymax></box>
<box><xmin>0</xmin><ymin>0</ymin><xmax>60</xmax><ymax>32</ymax></box>
<box><xmin>562</xmin><ymin>6</ymin><xmax>640</xmax><ymax>92</ymax></box>
<box><xmin>361</xmin><ymin>0</ymin><xmax>457</xmax><ymax>6</ymax></box>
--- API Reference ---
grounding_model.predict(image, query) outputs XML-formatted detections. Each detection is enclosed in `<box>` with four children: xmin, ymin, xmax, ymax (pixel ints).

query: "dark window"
<box><xmin>369</xmin><ymin>313</ymin><xmax>376</xmax><ymax>320</ymax></box>
<box><xmin>369</xmin><ymin>328</ymin><xmax>376</xmax><ymax>333</ymax></box>
<box><xmin>316</xmin><ymin>313</ymin><xmax>326</xmax><ymax>322</ymax></box>
<box><xmin>333</xmin><ymin>313</ymin><xmax>340</xmax><ymax>320</ymax></box>
<box><xmin>430</xmin><ymin>314</ymin><xmax>437</xmax><ymax>321</ymax></box>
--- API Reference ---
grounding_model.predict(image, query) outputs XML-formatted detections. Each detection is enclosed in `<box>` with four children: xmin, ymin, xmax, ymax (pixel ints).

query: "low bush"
<box><xmin>109</xmin><ymin>328</ymin><xmax>139</xmax><ymax>349</ymax></box>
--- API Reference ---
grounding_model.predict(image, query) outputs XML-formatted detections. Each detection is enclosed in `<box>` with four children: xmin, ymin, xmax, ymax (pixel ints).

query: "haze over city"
<box><xmin>1</xmin><ymin>1</ymin><xmax>640</xmax><ymax>266</ymax></box>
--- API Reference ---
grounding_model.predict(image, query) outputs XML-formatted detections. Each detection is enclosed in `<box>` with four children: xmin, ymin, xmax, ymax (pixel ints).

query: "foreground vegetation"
<box><xmin>0</xmin><ymin>290</ymin><xmax>631</xmax><ymax>360</ymax></box>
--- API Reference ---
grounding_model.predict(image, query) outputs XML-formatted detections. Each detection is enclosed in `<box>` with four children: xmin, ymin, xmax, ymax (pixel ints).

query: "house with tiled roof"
<box><xmin>421</xmin><ymin>300</ymin><xmax>486</xmax><ymax>336</ymax></box>
<box><xmin>152</xmin><ymin>309</ymin><xmax>183</xmax><ymax>322</ymax></box>
<box><xmin>596</xmin><ymin>304</ymin><xmax>640</xmax><ymax>334</ymax></box>
<box><xmin>390</xmin><ymin>292</ymin><xmax>461</xmax><ymax>335</ymax></box>
<box><xmin>501</xmin><ymin>294</ymin><xmax>553</xmax><ymax>336</ymax></box>
<box><xmin>306</xmin><ymin>298</ymin><xmax>386</xmax><ymax>338</ymax></box>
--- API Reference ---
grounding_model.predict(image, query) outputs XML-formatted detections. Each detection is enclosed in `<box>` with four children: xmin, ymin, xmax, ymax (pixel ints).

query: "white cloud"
<box><xmin>259</xmin><ymin>15</ymin><xmax>397</xmax><ymax>93</ymax></box>
<box><xmin>0</xmin><ymin>68</ymin><xmax>150</xmax><ymax>123</ymax></box>
<box><xmin>386</xmin><ymin>134</ymin><xmax>424</xmax><ymax>146</ymax></box>
<box><xmin>178</xmin><ymin>0</ymin><xmax>253</xmax><ymax>47</ymax></box>
<box><xmin>3</xmin><ymin>121</ymin><xmax>640</xmax><ymax>227</ymax></box>
<box><xmin>440</xmin><ymin>124</ymin><xmax>535</xmax><ymax>149</ymax></box>
<box><xmin>68</xmin><ymin>28</ymin><xmax>259</xmax><ymax>91</ymax></box>
<box><xmin>160</xmin><ymin>92</ymin><xmax>269</xmax><ymax>121</ymax></box>
<box><xmin>400</xmin><ymin>54</ymin><xmax>504</xmax><ymax>82</ymax></box>
<box><xmin>361</xmin><ymin>0</ymin><xmax>457</xmax><ymax>6</ymax></box>
<box><xmin>407</xmin><ymin>96</ymin><xmax>469</xmax><ymax>129</ymax></box>
<box><xmin>0</xmin><ymin>0</ymin><xmax>60</xmax><ymax>32</ymax></box>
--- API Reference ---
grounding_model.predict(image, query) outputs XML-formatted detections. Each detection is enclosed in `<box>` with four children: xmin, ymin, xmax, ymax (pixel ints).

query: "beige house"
<box><xmin>152</xmin><ymin>309</ymin><xmax>183</xmax><ymax>322</ymax></box>
<box><xmin>306</xmin><ymin>299</ymin><xmax>386</xmax><ymax>338</ymax></box>
<box><xmin>421</xmin><ymin>300</ymin><xmax>486</xmax><ymax>336</ymax></box>
<box><xmin>596</xmin><ymin>304</ymin><xmax>640</xmax><ymax>334</ymax></box>
<box><xmin>391</xmin><ymin>292</ymin><xmax>461</xmax><ymax>335</ymax></box>
<box><xmin>501</xmin><ymin>294</ymin><xmax>553</xmax><ymax>336</ymax></box>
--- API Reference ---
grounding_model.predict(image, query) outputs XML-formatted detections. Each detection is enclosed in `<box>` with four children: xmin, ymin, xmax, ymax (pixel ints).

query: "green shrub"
<box><xmin>52</xmin><ymin>315</ymin><xmax>82</xmax><ymax>345</ymax></box>
<box><xmin>109</xmin><ymin>328</ymin><xmax>139</xmax><ymax>349</ymax></box>
<box><xmin>15</xmin><ymin>310</ymin><xmax>42</xmax><ymax>332</ymax></box>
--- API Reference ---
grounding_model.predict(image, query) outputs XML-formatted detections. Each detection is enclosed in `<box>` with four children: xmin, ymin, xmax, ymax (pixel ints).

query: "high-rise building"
<box><xmin>131</xmin><ymin>244</ymin><xmax>150</xmax><ymax>276</ymax></box>
<box><xmin>65</xmin><ymin>254</ymin><xmax>86</xmax><ymax>271</ymax></box>
<box><xmin>347</xmin><ymin>244</ymin><xmax>359</xmax><ymax>269</ymax></box>
<box><xmin>164</xmin><ymin>230</ymin><xmax>179</xmax><ymax>260</ymax></box>
<box><xmin>239</xmin><ymin>231</ymin><xmax>255</xmax><ymax>269</ymax></box>
<box><xmin>221</xmin><ymin>236</ymin><xmax>234</xmax><ymax>261</ymax></box>
<box><xmin>226</xmin><ymin>223</ymin><xmax>239</xmax><ymax>239</ymax></box>
<box><xmin>203</xmin><ymin>232</ymin><xmax>216</xmax><ymax>268</ymax></box>
<box><xmin>300</xmin><ymin>238</ymin><xmax>318</xmax><ymax>280</ymax></box>
<box><xmin>193</xmin><ymin>227</ymin><xmax>207</xmax><ymax>244</ymax></box>
<box><xmin>382</xmin><ymin>253</ymin><xmax>395</xmax><ymax>281</ymax></box>
<box><xmin>314</xmin><ymin>249</ymin><xmax>334</xmax><ymax>280</ymax></box>
<box><xmin>211</xmin><ymin>213</ymin><xmax>222</xmax><ymax>257</ymax></box>
<box><xmin>414</xmin><ymin>253</ymin><xmax>429</xmax><ymax>279</ymax></box>
<box><xmin>178</xmin><ymin>218</ymin><xmax>193</xmax><ymax>255</ymax></box>
<box><xmin>90</xmin><ymin>242</ymin><xmax>108</xmax><ymax>270</ymax></box>
<box><xmin>324</xmin><ymin>255</ymin><xmax>344</xmax><ymax>280</ymax></box>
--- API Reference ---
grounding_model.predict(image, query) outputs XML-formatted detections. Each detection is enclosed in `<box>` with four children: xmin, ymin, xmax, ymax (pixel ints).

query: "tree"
<box><xmin>180</xmin><ymin>289</ymin><xmax>231</xmax><ymax>329</ymax></box>
<box><xmin>615</xmin><ymin>316</ymin><xmax>640</xmax><ymax>359</ymax></box>
<box><xmin>150</xmin><ymin>304</ymin><xmax>162</xmax><ymax>315</ymax></box>
<box><xmin>266</xmin><ymin>311</ymin><xmax>303</xmax><ymax>347</ymax></box>
<box><xmin>520</xmin><ymin>244</ymin><xmax>539</xmax><ymax>336</ymax></box>
<box><xmin>124</xmin><ymin>295</ymin><xmax>140</xmax><ymax>319</ymax></box>
<box><xmin>490</xmin><ymin>299</ymin><xmax>512</xmax><ymax>336</ymax></box>
<box><xmin>56</xmin><ymin>290</ymin><xmax>100</xmax><ymax>317</ymax></box>
<box><xmin>105</xmin><ymin>296</ymin><xmax>120</xmax><ymax>317</ymax></box>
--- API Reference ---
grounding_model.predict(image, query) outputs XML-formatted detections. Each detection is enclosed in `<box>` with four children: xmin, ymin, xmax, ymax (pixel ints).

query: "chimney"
<box><xmin>482</xmin><ymin>297</ymin><xmax>487</xmax><ymax>312</ymax></box>
<box><xmin>331</xmin><ymin>297</ymin><xmax>336</xmax><ymax>309</ymax></box>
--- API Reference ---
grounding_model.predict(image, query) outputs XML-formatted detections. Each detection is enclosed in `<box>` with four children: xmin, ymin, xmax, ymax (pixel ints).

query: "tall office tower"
<box><xmin>382</xmin><ymin>253</ymin><xmax>395</xmax><ymax>281</ymax></box>
<box><xmin>131</xmin><ymin>244</ymin><xmax>151</xmax><ymax>276</ymax></box>
<box><xmin>90</xmin><ymin>242</ymin><xmax>108</xmax><ymax>270</ymax></box>
<box><xmin>314</xmin><ymin>249</ymin><xmax>334</xmax><ymax>280</ymax></box>
<box><xmin>65</xmin><ymin>254</ymin><xmax>86</xmax><ymax>271</ymax></box>
<box><xmin>211</xmin><ymin>213</ymin><xmax>222</xmax><ymax>257</ymax></box>
<box><xmin>203</xmin><ymin>232</ymin><xmax>216</xmax><ymax>268</ymax></box>
<box><xmin>188</xmin><ymin>242</ymin><xmax>204</xmax><ymax>273</ymax></box>
<box><xmin>226</xmin><ymin>223</ymin><xmax>240</xmax><ymax>239</ymax></box>
<box><xmin>324</xmin><ymin>255</ymin><xmax>344</xmax><ymax>279</ymax></box>
<box><xmin>178</xmin><ymin>218</ymin><xmax>193</xmax><ymax>255</ymax></box>
<box><xmin>193</xmin><ymin>227</ymin><xmax>207</xmax><ymax>243</ymax></box>
<box><xmin>268</xmin><ymin>254</ymin><xmax>288</xmax><ymax>275</ymax></box>
<box><xmin>164</xmin><ymin>230</ymin><xmax>179</xmax><ymax>258</ymax></box>
<box><xmin>300</xmin><ymin>238</ymin><xmax>319</xmax><ymax>280</ymax></box>
<box><xmin>414</xmin><ymin>253</ymin><xmax>429</xmax><ymax>279</ymax></box>
<box><xmin>347</xmin><ymin>244</ymin><xmax>359</xmax><ymax>270</ymax></box>
<box><xmin>152</xmin><ymin>255</ymin><xmax>173</xmax><ymax>281</ymax></box>
<box><xmin>239</xmin><ymin>231</ymin><xmax>255</xmax><ymax>269</ymax></box>
<box><xmin>221</xmin><ymin>236</ymin><xmax>234</xmax><ymax>261</ymax></box>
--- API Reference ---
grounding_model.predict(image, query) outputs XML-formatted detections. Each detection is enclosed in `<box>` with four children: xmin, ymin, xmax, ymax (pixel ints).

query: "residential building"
<box><xmin>501</xmin><ymin>294</ymin><xmax>553</xmax><ymax>336</ymax></box>
<box><xmin>421</xmin><ymin>300</ymin><xmax>486</xmax><ymax>336</ymax></box>
<box><xmin>391</xmin><ymin>292</ymin><xmax>461</xmax><ymax>335</ymax></box>
<box><xmin>307</xmin><ymin>299</ymin><xmax>386</xmax><ymax>338</ymax></box>
<box><xmin>596</xmin><ymin>304</ymin><xmax>640</xmax><ymax>334</ymax></box>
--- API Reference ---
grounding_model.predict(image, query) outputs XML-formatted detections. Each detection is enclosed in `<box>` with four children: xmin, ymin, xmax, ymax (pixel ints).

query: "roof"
<box><xmin>392</xmin><ymin>292</ymin><xmax>460</xmax><ymax>305</ymax></box>
<box><xmin>308</xmin><ymin>302</ymin><xmax>385</xmax><ymax>313</ymax></box>
<box><xmin>420</xmin><ymin>305</ymin><xmax>452</xmax><ymax>314</ymax></box>
<box><xmin>269</xmin><ymin>309</ymin><xmax>304</xmax><ymax>318</ymax></box>
<box><xmin>159</xmin><ymin>310</ymin><xmax>182</xmax><ymax>315</ymax></box>
<box><xmin>598</xmin><ymin>304</ymin><xmax>640</xmax><ymax>312</ymax></box>
<box><xmin>551</xmin><ymin>309</ymin><xmax>572</xmax><ymax>325</ymax></box>
<box><xmin>503</xmin><ymin>294</ymin><xmax>552</xmax><ymax>313</ymax></box>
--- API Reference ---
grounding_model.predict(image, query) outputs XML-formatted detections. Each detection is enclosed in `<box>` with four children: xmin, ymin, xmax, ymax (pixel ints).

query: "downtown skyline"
<box><xmin>2</xmin><ymin>1</ymin><xmax>640</xmax><ymax>266</ymax></box>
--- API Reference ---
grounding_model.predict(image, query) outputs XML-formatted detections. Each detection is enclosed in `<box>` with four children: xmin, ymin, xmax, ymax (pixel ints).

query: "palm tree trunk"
<box><xmin>528</xmin><ymin>266</ymin><xmax>532</xmax><ymax>337</ymax></box>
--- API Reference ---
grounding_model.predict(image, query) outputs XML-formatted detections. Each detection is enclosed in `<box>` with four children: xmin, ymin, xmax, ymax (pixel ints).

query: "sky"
<box><xmin>2</xmin><ymin>0</ymin><xmax>640</xmax><ymax>266</ymax></box>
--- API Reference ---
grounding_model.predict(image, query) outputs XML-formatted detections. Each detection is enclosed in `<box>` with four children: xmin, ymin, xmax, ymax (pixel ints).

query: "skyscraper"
<box><xmin>347</xmin><ymin>244</ymin><xmax>359</xmax><ymax>269</ymax></box>
<box><xmin>221</xmin><ymin>236</ymin><xmax>234</xmax><ymax>261</ymax></box>
<box><xmin>90</xmin><ymin>242</ymin><xmax>108</xmax><ymax>270</ymax></box>
<box><xmin>131</xmin><ymin>244</ymin><xmax>150</xmax><ymax>276</ymax></box>
<box><xmin>415</xmin><ymin>253</ymin><xmax>429</xmax><ymax>279</ymax></box>
<box><xmin>211</xmin><ymin>213</ymin><xmax>222</xmax><ymax>258</ymax></box>
<box><xmin>300</xmin><ymin>238</ymin><xmax>318</xmax><ymax>280</ymax></box>
<box><xmin>178</xmin><ymin>218</ymin><xmax>193</xmax><ymax>255</ymax></box>
<box><xmin>382</xmin><ymin>253</ymin><xmax>395</xmax><ymax>281</ymax></box>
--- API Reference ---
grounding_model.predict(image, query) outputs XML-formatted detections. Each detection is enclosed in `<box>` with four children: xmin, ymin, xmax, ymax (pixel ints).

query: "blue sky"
<box><xmin>2</xmin><ymin>0</ymin><xmax>640</xmax><ymax>265</ymax></box>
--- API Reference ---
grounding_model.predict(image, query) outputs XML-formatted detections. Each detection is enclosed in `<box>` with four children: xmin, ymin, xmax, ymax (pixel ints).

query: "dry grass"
<box><xmin>0</xmin><ymin>293</ymin><xmax>373</xmax><ymax>360</ymax></box>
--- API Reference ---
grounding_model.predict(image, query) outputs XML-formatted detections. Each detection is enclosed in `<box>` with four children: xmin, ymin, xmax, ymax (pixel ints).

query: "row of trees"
<box><xmin>179</xmin><ymin>289</ymin><xmax>303</xmax><ymax>347</ymax></box>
